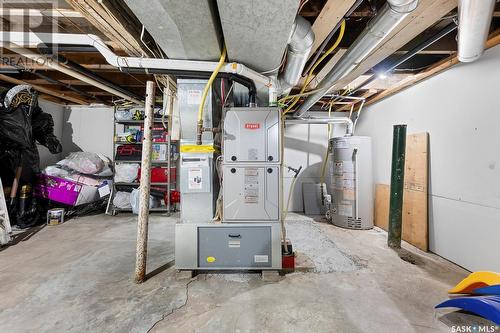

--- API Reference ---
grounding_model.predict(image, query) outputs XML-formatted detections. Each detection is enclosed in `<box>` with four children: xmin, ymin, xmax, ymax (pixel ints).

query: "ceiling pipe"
<box><xmin>285</xmin><ymin>117</ymin><xmax>354</xmax><ymax>135</ymax></box>
<box><xmin>293</xmin><ymin>0</ymin><xmax>419</xmax><ymax>118</ymax></box>
<box><xmin>3</xmin><ymin>45</ymin><xmax>144</xmax><ymax>105</ymax></box>
<box><xmin>27</xmin><ymin>70</ymin><xmax>102</xmax><ymax>102</ymax></box>
<box><xmin>302</xmin><ymin>0</ymin><xmax>364</xmax><ymax>76</ymax></box>
<box><xmin>41</xmin><ymin>52</ymin><xmax>144</xmax><ymax>102</ymax></box>
<box><xmin>457</xmin><ymin>0</ymin><xmax>496</xmax><ymax>63</ymax></box>
<box><xmin>349</xmin><ymin>21</ymin><xmax>458</xmax><ymax>95</ymax></box>
<box><xmin>0</xmin><ymin>32</ymin><xmax>273</xmax><ymax>89</ymax></box>
<box><xmin>277</xmin><ymin>16</ymin><xmax>315</xmax><ymax>95</ymax></box>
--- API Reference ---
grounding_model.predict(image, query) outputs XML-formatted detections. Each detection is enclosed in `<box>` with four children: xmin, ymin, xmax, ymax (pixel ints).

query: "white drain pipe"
<box><xmin>285</xmin><ymin>117</ymin><xmax>354</xmax><ymax>136</ymax></box>
<box><xmin>293</xmin><ymin>0</ymin><xmax>419</xmax><ymax>117</ymax></box>
<box><xmin>457</xmin><ymin>0</ymin><xmax>496</xmax><ymax>63</ymax></box>
<box><xmin>0</xmin><ymin>32</ymin><xmax>273</xmax><ymax>88</ymax></box>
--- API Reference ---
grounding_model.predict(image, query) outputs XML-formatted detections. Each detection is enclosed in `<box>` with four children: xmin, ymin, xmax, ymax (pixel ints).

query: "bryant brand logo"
<box><xmin>244</xmin><ymin>123</ymin><xmax>260</xmax><ymax>130</ymax></box>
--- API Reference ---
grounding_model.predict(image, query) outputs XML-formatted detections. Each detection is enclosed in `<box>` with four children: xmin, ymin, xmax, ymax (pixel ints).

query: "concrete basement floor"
<box><xmin>0</xmin><ymin>213</ymin><xmax>493</xmax><ymax>332</ymax></box>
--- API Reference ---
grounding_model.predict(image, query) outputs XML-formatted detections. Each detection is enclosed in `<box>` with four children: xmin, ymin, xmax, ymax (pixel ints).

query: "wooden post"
<box><xmin>134</xmin><ymin>81</ymin><xmax>155</xmax><ymax>284</ymax></box>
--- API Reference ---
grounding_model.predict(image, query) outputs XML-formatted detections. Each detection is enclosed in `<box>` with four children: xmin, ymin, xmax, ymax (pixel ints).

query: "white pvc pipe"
<box><xmin>0</xmin><ymin>32</ymin><xmax>273</xmax><ymax>88</ymax></box>
<box><xmin>457</xmin><ymin>0</ymin><xmax>496</xmax><ymax>63</ymax></box>
<box><xmin>285</xmin><ymin>116</ymin><xmax>354</xmax><ymax>135</ymax></box>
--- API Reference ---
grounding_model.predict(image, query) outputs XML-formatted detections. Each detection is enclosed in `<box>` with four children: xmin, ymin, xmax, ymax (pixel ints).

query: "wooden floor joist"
<box><xmin>367</xmin><ymin>29</ymin><xmax>500</xmax><ymax>106</ymax></box>
<box><xmin>0</xmin><ymin>74</ymin><xmax>89</xmax><ymax>104</ymax></box>
<box><xmin>328</xmin><ymin>0</ymin><xmax>457</xmax><ymax>92</ymax></box>
<box><xmin>308</xmin><ymin>0</ymin><xmax>357</xmax><ymax>59</ymax></box>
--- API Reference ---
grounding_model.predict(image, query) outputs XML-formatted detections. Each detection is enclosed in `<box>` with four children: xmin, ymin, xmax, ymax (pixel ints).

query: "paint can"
<box><xmin>47</xmin><ymin>208</ymin><xmax>65</xmax><ymax>226</ymax></box>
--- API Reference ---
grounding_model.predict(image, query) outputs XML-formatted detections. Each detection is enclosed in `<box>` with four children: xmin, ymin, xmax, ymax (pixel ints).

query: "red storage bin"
<box><xmin>138</xmin><ymin>167</ymin><xmax>176</xmax><ymax>183</ymax></box>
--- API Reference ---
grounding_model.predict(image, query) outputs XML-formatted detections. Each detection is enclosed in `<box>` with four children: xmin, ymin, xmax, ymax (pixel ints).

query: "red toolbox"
<box><xmin>138</xmin><ymin>167</ymin><xmax>176</xmax><ymax>183</ymax></box>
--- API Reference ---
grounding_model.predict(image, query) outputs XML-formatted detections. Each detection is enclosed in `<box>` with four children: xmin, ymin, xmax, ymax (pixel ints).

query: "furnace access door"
<box><xmin>223</xmin><ymin>108</ymin><xmax>281</xmax><ymax>163</ymax></box>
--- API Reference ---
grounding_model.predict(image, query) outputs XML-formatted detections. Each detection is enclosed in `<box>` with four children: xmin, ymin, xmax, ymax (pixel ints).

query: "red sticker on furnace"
<box><xmin>245</xmin><ymin>123</ymin><xmax>260</xmax><ymax>130</ymax></box>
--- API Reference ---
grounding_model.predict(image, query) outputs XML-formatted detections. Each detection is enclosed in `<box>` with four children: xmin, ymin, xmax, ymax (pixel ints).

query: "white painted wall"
<box><xmin>62</xmin><ymin>105</ymin><xmax>114</xmax><ymax>159</ymax></box>
<box><xmin>37</xmin><ymin>99</ymin><xmax>64</xmax><ymax>168</ymax></box>
<box><xmin>283</xmin><ymin>119</ymin><xmax>348</xmax><ymax>212</ymax></box>
<box><xmin>355</xmin><ymin>45</ymin><xmax>500</xmax><ymax>272</ymax></box>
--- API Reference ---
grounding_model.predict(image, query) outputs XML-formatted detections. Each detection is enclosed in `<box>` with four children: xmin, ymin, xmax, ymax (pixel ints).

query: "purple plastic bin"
<box><xmin>35</xmin><ymin>174</ymin><xmax>82</xmax><ymax>206</ymax></box>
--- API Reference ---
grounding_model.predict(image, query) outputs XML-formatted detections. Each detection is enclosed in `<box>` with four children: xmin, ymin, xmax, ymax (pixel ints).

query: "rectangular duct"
<box><xmin>123</xmin><ymin>0</ymin><xmax>222</xmax><ymax>61</ymax></box>
<box><xmin>216</xmin><ymin>0</ymin><xmax>299</xmax><ymax>73</ymax></box>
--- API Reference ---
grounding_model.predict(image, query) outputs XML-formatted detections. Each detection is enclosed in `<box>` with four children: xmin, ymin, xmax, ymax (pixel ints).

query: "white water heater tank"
<box><xmin>328</xmin><ymin>136</ymin><xmax>373</xmax><ymax>229</ymax></box>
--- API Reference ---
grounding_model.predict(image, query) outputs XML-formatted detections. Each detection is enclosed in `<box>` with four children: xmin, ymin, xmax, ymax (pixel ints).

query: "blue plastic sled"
<box><xmin>435</xmin><ymin>296</ymin><xmax>500</xmax><ymax>325</ymax></box>
<box><xmin>472</xmin><ymin>285</ymin><xmax>500</xmax><ymax>295</ymax></box>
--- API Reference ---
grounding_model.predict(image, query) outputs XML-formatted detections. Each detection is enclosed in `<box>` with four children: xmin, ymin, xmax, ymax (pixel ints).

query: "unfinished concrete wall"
<box><xmin>37</xmin><ymin>99</ymin><xmax>64</xmax><ymax>168</ymax></box>
<box><xmin>62</xmin><ymin>105</ymin><xmax>114</xmax><ymax>159</ymax></box>
<box><xmin>355</xmin><ymin>45</ymin><xmax>500</xmax><ymax>272</ymax></box>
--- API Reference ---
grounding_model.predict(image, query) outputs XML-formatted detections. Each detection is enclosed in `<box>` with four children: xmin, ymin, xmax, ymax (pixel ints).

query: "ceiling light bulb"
<box><xmin>377</xmin><ymin>72</ymin><xmax>388</xmax><ymax>80</ymax></box>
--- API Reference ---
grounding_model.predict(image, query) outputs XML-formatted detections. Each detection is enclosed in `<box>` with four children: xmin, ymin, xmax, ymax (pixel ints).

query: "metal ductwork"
<box><xmin>293</xmin><ymin>0</ymin><xmax>419</xmax><ymax>117</ymax></box>
<box><xmin>277</xmin><ymin>16</ymin><xmax>315</xmax><ymax>95</ymax></box>
<box><xmin>457</xmin><ymin>0</ymin><xmax>496</xmax><ymax>63</ymax></box>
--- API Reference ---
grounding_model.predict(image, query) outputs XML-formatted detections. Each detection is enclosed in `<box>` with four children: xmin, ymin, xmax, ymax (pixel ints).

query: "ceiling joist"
<box><xmin>327</xmin><ymin>0</ymin><xmax>458</xmax><ymax>92</ymax></box>
<box><xmin>309</xmin><ymin>0</ymin><xmax>358</xmax><ymax>59</ymax></box>
<box><xmin>366</xmin><ymin>29</ymin><xmax>500</xmax><ymax>106</ymax></box>
<box><xmin>0</xmin><ymin>74</ymin><xmax>89</xmax><ymax>104</ymax></box>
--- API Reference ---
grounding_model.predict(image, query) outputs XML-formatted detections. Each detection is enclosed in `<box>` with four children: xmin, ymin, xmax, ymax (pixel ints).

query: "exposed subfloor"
<box><xmin>0</xmin><ymin>213</ymin><xmax>492</xmax><ymax>332</ymax></box>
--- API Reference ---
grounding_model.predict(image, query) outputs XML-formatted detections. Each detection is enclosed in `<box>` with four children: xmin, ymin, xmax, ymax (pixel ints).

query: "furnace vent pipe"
<box><xmin>457</xmin><ymin>0</ymin><xmax>496</xmax><ymax>63</ymax></box>
<box><xmin>277</xmin><ymin>16</ymin><xmax>315</xmax><ymax>95</ymax></box>
<box><xmin>293</xmin><ymin>0</ymin><xmax>419</xmax><ymax>117</ymax></box>
<box><xmin>285</xmin><ymin>117</ymin><xmax>354</xmax><ymax>136</ymax></box>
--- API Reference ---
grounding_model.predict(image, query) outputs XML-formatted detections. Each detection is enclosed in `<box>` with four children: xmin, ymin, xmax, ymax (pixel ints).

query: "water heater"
<box><xmin>328</xmin><ymin>136</ymin><xmax>373</xmax><ymax>229</ymax></box>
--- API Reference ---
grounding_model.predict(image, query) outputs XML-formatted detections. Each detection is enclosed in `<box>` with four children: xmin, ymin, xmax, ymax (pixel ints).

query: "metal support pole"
<box><xmin>134</xmin><ymin>81</ymin><xmax>155</xmax><ymax>283</ymax></box>
<box><xmin>388</xmin><ymin>124</ymin><xmax>406</xmax><ymax>249</ymax></box>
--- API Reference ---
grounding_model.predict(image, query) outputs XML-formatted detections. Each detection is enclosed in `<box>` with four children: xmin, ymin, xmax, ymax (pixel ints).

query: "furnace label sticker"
<box><xmin>254</xmin><ymin>255</ymin><xmax>269</xmax><ymax>263</ymax></box>
<box><xmin>244</xmin><ymin>168</ymin><xmax>259</xmax><ymax>203</ymax></box>
<box><xmin>188</xmin><ymin>168</ymin><xmax>202</xmax><ymax>190</ymax></box>
<box><xmin>248</xmin><ymin>148</ymin><xmax>258</xmax><ymax>160</ymax></box>
<box><xmin>187</xmin><ymin>89</ymin><xmax>202</xmax><ymax>105</ymax></box>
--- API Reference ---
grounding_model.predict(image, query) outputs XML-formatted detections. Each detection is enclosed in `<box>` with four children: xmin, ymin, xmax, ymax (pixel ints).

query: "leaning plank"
<box><xmin>375</xmin><ymin>184</ymin><xmax>390</xmax><ymax>230</ymax></box>
<box><xmin>402</xmin><ymin>133</ymin><xmax>429</xmax><ymax>251</ymax></box>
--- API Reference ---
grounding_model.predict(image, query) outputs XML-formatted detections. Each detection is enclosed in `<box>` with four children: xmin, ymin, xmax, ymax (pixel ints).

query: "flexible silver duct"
<box><xmin>457</xmin><ymin>0</ymin><xmax>496</xmax><ymax>63</ymax></box>
<box><xmin>293</xmin><ymin>0</ymin><xmax>419</xmax><ymax>117</ymax></box>
<box><xmin>285</xmin><ymin>117</ymin><xmax>354</xmax><ymax>135</ymax></box>
<box><xmin>277</xmin><ymin>16</ymin><xmax>315</xmax><ymax>95</ymax></box>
